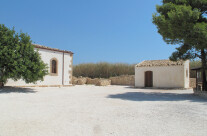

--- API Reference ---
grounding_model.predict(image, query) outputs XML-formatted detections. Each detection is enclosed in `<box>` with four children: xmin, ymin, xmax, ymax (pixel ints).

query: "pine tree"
<box><xmin>153</xmin><ymin>0</ymin><xmax>207</xmax><ymax>91</ymax></box>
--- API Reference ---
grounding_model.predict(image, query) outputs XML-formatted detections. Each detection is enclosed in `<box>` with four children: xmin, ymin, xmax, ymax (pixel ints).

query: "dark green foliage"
<box><xmin>190</xmin><ymin>60</ymin><xmax>202</xmax><ymax>78</ymax></box>
<box><xmin>0</xmin><ymin>24</ymin><xmax>48</xmax><ymax>85</ymax></box>
<box><xmin>153</xmin><ymin>0</ymin><xmax>207</xmax><ymax>90</ymax></box>
<box><xmin>73</xmin><ymin>62</ymin><xmax>135</xmax><ymax>78</ymax></box>
<box><xmin>190</xmin><ymin>60</ymin><xmax>202</xmax><ymax>68</ymax></box>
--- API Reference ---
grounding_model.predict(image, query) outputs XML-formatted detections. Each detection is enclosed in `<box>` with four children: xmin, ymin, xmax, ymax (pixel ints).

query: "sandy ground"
<box><xmin>0</xmin><ymin>85</ymin><xmax>207</xmax><ymax>136</ymax></box>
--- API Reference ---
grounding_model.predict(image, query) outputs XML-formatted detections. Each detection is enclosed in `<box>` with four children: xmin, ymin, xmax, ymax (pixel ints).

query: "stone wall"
<box><xmin>190</xmin><ymin>78</ymin><xmax>196</xmax><ymax>88</ymax></box>
<box><xmin>72</xmin><ymin>76</ymin><xmax>87</xmax><ymax>85</ymax></box>
<box><xmin>87</xmin><ymin>78</ymin><xmax>100</xmax><ymax>85</ymax></box>
<box><xmin>72</xmin><ymin>76</ymin><xmax>78</xmax><ymax>84</ymax></box>
<box><xmin>73</xmin><ymin>75</ymin><xmax>135</xmax><ymax>86</ymax></box>
<box><xmin>72</xmin><ymin>77</ymin><xmax>111</xmax><ymax>86</ymax></box>
<box><xmin>109</xmin><ymin>75</ymin><xmax>135</xmax><ymax>86</ymax></box>
<box><xmin>76</xmin><ymin>77</ymin><xmax>87</xmax><ymax>85</ymax></box>
<box><xmin>96</xmin><ymin>79</ymin><xmax>111</xmax><ymax>86</ymax></box>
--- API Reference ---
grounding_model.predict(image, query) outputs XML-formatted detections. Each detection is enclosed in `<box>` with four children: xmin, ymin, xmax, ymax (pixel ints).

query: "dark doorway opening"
<box><xmin>145</xmin><ymin>71</ymin><xmax>153</xmax><ymax>87</ymax></box>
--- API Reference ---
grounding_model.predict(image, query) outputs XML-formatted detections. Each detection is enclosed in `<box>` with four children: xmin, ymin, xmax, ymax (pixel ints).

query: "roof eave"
<box><xmin>33</xmin><ymin>44</ymin><xmax>74</xmax><ymax>55</ymax></box>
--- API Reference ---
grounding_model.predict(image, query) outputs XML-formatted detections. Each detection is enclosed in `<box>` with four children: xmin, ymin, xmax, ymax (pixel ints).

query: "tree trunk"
<box><xmin>0</xmin><ymin>82</ymin><xmax>4</xmax><ymax>88</ymax></box>
<box><xmin>201</xmin><ymin>49</ymin><xmax>207</xmax><ymax>91</ymax></box>
<box><xmin>0</xmin><ymin>70</ymin><xmax>5</xmax><ymax>88</ymax></box>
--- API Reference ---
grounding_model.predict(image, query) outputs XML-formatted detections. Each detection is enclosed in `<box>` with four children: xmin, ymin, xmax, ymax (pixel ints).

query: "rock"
<box><xmin>96</xmin><ymin>79</ymin><xmax>111</xmax><ymax>86</ymax></box>
<box><xmin>73</xmin><ymin>77</ymin><xmax>111</xmax><ymax>86</ymax></box>
<box><xmin>72</xmin><ymin>76</ymin><xmax>78</xmax><ymax>84</ymax></box>
<box><xmin>76</xmin><ymin>77</ymin><xmax>87</xmax><ymax>85</ymax></box>
<box><xmin>87</xmin><ymin>78</ymin><xmax>100</xmax><ymax>85</ymax></box>
<box><xmin>72</xmin><ymin>76</ymin><xmax>87</xmax><ymax>85</ymax></box>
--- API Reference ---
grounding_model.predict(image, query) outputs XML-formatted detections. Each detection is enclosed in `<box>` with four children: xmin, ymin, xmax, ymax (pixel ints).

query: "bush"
<box><xmin>73</xmin><ymin>62</ymin><xmax>135</xmax><ymax>78</ymax></box>
<box><xmin>0</xmin><ymin>24</ymin><xmax>48</xmax><ymax>86</ymax></box>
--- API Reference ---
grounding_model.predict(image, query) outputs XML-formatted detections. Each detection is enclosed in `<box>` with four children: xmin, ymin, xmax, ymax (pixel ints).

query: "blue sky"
<box><xmin>1</xmin><ymin>0</ymin><xmax>177</xmax><ymax>65</ymax></box>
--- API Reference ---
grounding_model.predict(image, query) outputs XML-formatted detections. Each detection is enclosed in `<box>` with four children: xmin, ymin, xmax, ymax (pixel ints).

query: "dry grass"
<box><xmin>73</xmin><ymin>62</ymin><xmax>135</xmax><ymax>78</ymax></box>
<box><xmin>73</xmin><ymin>61</ymin><xmax>201</xmax><ymax>78</ymax></box>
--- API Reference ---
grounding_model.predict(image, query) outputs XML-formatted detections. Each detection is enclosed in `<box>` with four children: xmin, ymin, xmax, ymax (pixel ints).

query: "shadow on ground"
<box><xmin>0</xmin><ymin>87</ymin><xmax>36</xmax><ymax>94</ymax></box>
<box><xmin>108</xmin><ymin>92</ymin><xmax>207</xmax><ymax>103</ymax></box>
<box><xmin>124</xmin><ymin>86</ymin><xmax>188</xmax><ymax>90</ymax></box>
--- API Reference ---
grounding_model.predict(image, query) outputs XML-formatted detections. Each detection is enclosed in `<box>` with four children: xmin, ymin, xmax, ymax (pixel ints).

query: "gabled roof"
<box><xmin>136</xmin><ymin>60</ymin><xmax>184</xmax><ymax>67</ymax></box>
<box><xmin>33</xmin><ymin>44</ymin><xmax>74</xmax><ymax>54</ymax></box>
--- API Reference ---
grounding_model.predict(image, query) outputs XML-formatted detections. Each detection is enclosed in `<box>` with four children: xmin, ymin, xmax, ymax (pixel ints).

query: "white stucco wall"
<box><xmin>5</xmin><ymin>48</ymin><xmax>73</xmax><ymax>87</ymax></box>
<box><xmin>135</xmin><ymin>60</ymin><xmax>190</xmax><ymax>88</ymax></box>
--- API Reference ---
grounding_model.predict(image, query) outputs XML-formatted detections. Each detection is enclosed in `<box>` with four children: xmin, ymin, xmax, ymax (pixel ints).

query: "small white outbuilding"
<box><xmin>135</xmin><ymin>60</ymin><xmax>190</xmax><ymax>88</ymax></box>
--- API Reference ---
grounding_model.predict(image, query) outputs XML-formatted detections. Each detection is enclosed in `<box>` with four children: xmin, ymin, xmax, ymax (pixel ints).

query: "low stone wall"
<box><xmin>73</xmin><ymin>75</ymin><xmax>135</xmax><ymax>86</ymax></box>
<box><xmin>96</xmin><ymin>79</ymin><xmax>111</xmax><ymax>86</ymax></box>
<box><xmin>72</xmin><ymin>77</ymin><xmax>111</xmax><ymax>86</ymax></box>
<box><xmin>193</xmin><ymin>89</ymin><xmax>207</xmax><ymax>99</ymax></box>
<box><xmin>77</xmin><ymin>78</ymin><xmax>87</xmax><ymax>85</ymax></box>
<box><xmin>72</xmin><ymin>76</ymin><xmax>87</xmax><ymax>85</ymax></box>
<box><xmin>72</xmin><ymin>76</ymin><xmax>78</xmax><ymax>84</ymax></box>
<box><xmin>109</xmin><ymin>75</ymin><xmax>135</xmax><ymax>86</ymax></box>
<box><xmin>190</xmin><ymin>78</ymin><xmax>196</xmax><ymax>88</ymax></box>
<box><xmin>87</xmin><ymin>78</ymin><xmax>100</xmax><ymax>85</ymax></box>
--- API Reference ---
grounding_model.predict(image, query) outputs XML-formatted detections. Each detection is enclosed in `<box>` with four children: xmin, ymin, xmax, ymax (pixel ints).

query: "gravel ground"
<box><xmin>0</xmin><ymin>85</ymin><xmax>207</xmax><ymax>136</ymax></box>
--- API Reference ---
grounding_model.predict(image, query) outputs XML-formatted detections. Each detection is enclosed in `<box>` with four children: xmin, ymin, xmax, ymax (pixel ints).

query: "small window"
<box><xmin>50</xmin><ymin>58</ymin><xmax>58</xmax><ymax>75</ymax></box>
<box><xmin>186</xmin><ymin>69</ymin><xmax>188</xmax><ymax>78</ymax></box>
<box><xmin>52</xmin><ymin>60</ymin><xmax>57</xmax><ymax>73</ymax></box>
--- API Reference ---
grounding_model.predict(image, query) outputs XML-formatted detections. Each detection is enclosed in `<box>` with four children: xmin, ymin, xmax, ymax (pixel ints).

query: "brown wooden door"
<box><xmin>145</xmin><ymin>71</ymin><xmax>153</xmax><ymax>87</ymax></box>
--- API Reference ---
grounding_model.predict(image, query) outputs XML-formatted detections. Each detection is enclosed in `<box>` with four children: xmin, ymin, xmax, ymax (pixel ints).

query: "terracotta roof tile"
<box><xmin>136</xmin><ymin>60</ymin><xmax>184</xmax><ymax>67</ymax></box>
<box><xmin>33</xmin><ymin>44</ymin><xmax>73</xmax><ymax>54</ymax></box>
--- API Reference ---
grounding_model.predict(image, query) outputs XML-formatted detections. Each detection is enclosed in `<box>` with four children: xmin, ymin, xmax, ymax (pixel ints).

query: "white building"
<box><xmin>5</xmin><ymin>44</ymin><xmax>73</xmax><ymax>87</ymax></box>
<box><xmin>135</xmin><ymin>60</ymin><xmax>189</xmax><ymax>88</ymax></box>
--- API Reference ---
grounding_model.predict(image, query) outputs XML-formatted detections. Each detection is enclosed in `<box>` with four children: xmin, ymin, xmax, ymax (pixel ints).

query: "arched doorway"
<box><xmin>145</xmin><ymin>71</ymin><xmax>153</xmax><ymax>87</ymax></box>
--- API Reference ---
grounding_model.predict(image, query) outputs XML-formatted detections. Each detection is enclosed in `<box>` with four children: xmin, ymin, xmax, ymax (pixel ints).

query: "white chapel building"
<box><xmin>135</xmin><ymin>60</ymin><xmax>190</xmax><ymax>88</ymax></box>
<box><xmin>5</xmin><ymin>44</ymin><xmax>73</xmax><ymax>87</ymax></box>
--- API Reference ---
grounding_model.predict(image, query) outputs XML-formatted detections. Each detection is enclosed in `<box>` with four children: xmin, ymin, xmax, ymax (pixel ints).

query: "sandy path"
<box><xmin>0</xmin><ymin>85</ymin><xmax>207</xmax><ymax>136</ymax></box>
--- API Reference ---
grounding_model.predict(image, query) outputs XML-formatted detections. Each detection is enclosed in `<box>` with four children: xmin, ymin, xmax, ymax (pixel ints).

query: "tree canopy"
<box><xmin>0</xmin><ymin>24</ymin><xmax>48</xmax><ymax>86</ymax></box>
<box><xmin>153</xmin><ymin>0</ymin><xmax>207</xmax><ymax>90</ymax></box>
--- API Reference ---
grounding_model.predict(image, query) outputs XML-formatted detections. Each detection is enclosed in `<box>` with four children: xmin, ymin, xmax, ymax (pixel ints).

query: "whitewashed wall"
<box><xmin>5</xmin><ymin>48</ymin><xmax>73</xmax><ymax>87</ymax></box>
<box><xmin>135</xmin><ymin>60</ymin><xmax>190</xmax><ymax>88</ymax></box>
